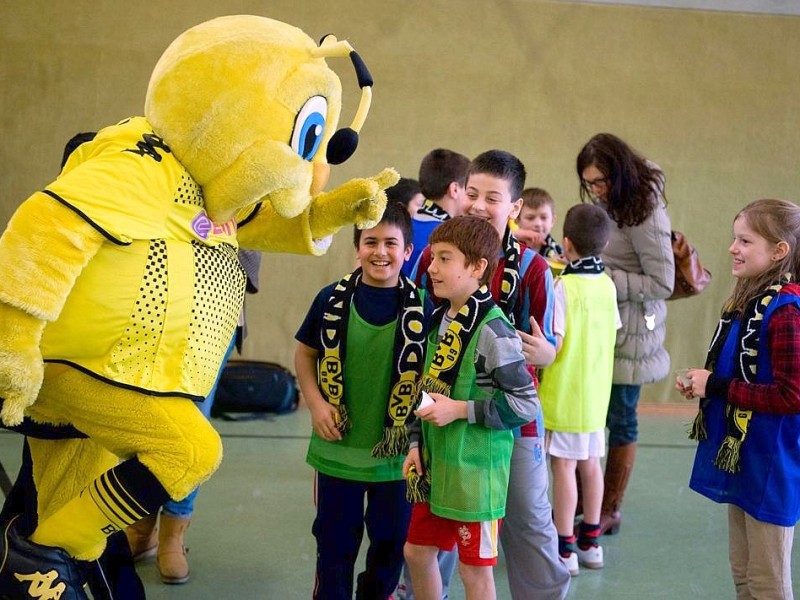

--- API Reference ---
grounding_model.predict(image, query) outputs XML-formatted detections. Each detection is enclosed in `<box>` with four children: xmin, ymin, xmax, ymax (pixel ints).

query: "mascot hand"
<box><xmin>309</xmin><ymin>168</ymin><xmax>399</xmax><ymax>239</ymax></box>
<box><xmin>0</xmin><ymin>303</ymin><xmax>46</xmax><ymax>426</ymax></box>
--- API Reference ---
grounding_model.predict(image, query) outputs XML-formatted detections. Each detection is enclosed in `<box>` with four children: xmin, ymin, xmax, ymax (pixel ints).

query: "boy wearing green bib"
<box><xmin>295</xmin><ymin>202</ymin><xmax>433</xmax><ymax>600</ymax></box>
<box><xmin>403</xmin><ymin>216</ymin><xmax>540</xmax><ymax>600</ymax></box>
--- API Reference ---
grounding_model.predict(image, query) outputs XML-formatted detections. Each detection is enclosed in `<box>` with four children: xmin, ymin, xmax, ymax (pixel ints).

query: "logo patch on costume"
<box><xmin>123</xmin><ymin>132</ymin><xmax>171</xmax><ymax>162</ymax></box>
<box><xmin>13</xmin><ymin>569</ymin><xmax>67</xmax><ymax>599</ymax></box>
<box><xmin>191</xmin><ymin>212</ymin><xmax>238</xmax><ymax>240</ymax></box>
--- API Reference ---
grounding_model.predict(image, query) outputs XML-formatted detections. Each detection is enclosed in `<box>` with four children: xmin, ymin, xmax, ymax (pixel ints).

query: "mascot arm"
<box><xmin>236</xmin><ymin>202</ymin><xmax>328</xmax><ymax>256</ymax></box>
<box><xmin>0</xmin><ymin>193</ymin><xmax>105</xmax><ymax>425</ymax></box>
<box><xmin>237</xmin><ymin>168</ymin><xmax>399</xmax><ymax>256</ymax></box>
<box><xmin>309</xmin><ymin>168</ymin><xmax>398</xmax><ymax>238</ymax></box>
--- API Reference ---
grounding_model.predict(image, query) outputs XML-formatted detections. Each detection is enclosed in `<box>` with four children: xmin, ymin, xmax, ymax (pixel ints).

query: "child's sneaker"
<box><xmin>559</xmin><ymin>551</ymin><xmax>579</xmax><ymax>577</ymax></box>
<box><xmin>576</xmin><ymin>543</ymin><xmax>604</xmax><ymax>569</ymax></box>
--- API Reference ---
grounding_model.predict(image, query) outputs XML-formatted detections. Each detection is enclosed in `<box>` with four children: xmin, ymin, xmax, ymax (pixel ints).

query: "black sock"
<box><xmin>578</xmin><ymin>522</ymin><xmax>600</xmax><ymax>550</ymax></box>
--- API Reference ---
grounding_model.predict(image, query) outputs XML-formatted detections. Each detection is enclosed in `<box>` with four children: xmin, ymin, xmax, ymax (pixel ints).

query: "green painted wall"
<box><xmin>2</xmin><ymin>0</ymin><xmax>799</xmax><ymax>402</ymax></box>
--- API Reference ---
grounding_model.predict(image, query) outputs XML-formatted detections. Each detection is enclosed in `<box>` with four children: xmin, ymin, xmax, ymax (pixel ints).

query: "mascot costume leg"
<box><xmin>0</xmin><ymin>15</ymin><xmax>397</xmax><ymax>599</ymax></box>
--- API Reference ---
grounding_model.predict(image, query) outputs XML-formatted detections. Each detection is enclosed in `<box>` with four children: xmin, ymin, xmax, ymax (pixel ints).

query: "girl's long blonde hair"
<box><xmin>727</xmin><ymin>199</ymin><xmax>800</xmax><ymax>314</ymax></box>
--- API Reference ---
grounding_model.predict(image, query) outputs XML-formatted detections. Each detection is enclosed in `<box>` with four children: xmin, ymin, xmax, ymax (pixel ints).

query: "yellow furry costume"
<box><xmin>0</xmin><ymin>14</ymin><xmax>397</xmax><ymax>592</ymax></box>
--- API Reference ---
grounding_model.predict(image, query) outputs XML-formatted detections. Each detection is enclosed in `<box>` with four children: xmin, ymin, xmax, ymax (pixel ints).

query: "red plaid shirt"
<box><xmin>712</xmin><ymin>301</ymin><xmax>800</xmax><ymax>414</ymax></box>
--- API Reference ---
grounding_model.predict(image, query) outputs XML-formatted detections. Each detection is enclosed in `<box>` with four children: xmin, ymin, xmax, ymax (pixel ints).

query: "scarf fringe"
<box><xmin>714</xmin><ymin>436</ymin><xmax>742</xmax><ymax>473</ymax></box>
<box><xmin>405</xmin><ymin>463</ymin><xmax>431</xmax><ymax>504</ymax></box>
<box><xmin>687</xmin><ymin>410</ymin><xmax>707</xmax><ymax>441</ymax></box>
<box><xmin>335</xmin><ymin>404</ymin><xmax>352</xmax><ymax>436</ymax></box>
<box><xmin>371</xmin><ymin>426</ymin><xmax>409</xmax><ymax>458</ymax></box>
<box><xmin>419</xmin><ymin>376</ymin><xmax>451</xmax><ymax>398</ymax></box>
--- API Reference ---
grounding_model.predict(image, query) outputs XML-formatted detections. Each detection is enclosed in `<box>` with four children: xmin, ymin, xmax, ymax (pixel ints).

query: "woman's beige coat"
<box><xmin>602</xmin><ymin>196</ymin><xmax>674</xmax><ymax>385</ymax></box>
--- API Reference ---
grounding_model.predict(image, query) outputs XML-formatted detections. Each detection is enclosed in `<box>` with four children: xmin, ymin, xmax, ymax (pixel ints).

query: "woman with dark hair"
<box><xmin>576</xmin><ymin>133</ymin><xmax>674</xmax><ymax>536</ymax></box>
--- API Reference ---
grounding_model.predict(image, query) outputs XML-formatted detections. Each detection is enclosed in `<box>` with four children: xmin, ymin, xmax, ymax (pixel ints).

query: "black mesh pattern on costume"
<box><xmin>174</xmin><ymin>173</ymin><xmax>205</xmax><ymax>207</ymax></box>
<box><xmin>113</xmin><ymin>239</ymin><xmax>168</xmax><ymax>379</ymax></box>
<box><xmin>188</xmin><ymin>241</ymin><xmax>246</xmax><ymax>388</ymax></box>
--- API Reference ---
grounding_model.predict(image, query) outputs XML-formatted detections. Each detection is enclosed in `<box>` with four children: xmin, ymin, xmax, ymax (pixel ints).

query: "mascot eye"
<box><xmin>291</xmin><ymin>96</ymin><xmax>328</xmax><ymax>161</ymax></box>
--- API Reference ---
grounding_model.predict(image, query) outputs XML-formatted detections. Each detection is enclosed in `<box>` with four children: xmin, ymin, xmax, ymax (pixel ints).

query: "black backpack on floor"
<box><xmin>211</xmin><ymin>360</ymin><xmax>299</xmax><ymax>418</ymax></box>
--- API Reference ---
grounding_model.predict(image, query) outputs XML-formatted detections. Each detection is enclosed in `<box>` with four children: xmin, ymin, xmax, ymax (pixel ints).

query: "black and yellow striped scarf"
<box><xmin>497</xmin><ymin>226</ymin><xmax>521</xmax><ymax>325</ymax></box>
<box><xmin>541</xmin><ymin>233</ymin><xmax>563</xmax><ymax>259</ymax></box>
<box><xmin>406</xmin><ymin>286</ymin><xmax>495</xmax><ymax>502</ymax></box>
<box><xmin>689</xmin><ymin>277</ymin><xmax>787</xmax><ymax>473</ymax></box>
<box><xmin>417</xmin><ymin>199</ymin><xmax>450</xmax><ymax>222</ymax></box>
<box><xmin>318</xmin><ymin>268</ymin><xmax>426</xmax><ymax>458</ymax></box>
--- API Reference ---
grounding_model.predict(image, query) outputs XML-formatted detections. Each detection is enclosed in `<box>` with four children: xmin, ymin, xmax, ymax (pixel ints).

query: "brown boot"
<box><xmin>124</xmin><ymin>514</ymin><xmax>158</xmax><ymax>561</ymax></box>
<box><xmin>599</xmin><ymin>443</ymin><xmax>637</xmax><ymax>535</ymax></box>
<box><xmin>157</xmin><ymin>514</ymin><xmax>190</xmax><ymax>584</ymax></box>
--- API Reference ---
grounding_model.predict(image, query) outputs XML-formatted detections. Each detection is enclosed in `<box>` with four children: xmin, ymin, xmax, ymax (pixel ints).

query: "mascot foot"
<box><xmin>0</xmin><ymin>515</ymin><xmax>88</xmax><ymax>600</ymax></box>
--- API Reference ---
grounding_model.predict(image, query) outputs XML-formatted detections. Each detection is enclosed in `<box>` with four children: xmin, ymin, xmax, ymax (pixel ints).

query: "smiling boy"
<box><xmin>514</xmin><ymin>188</ymin><xmax>564</xmax><ymax>259</ymax></box>
<box><xmin>295</xmin><ymin>202</ymin><xmax>433</xmax><ymax>600</ymax></box>
<box><xmin>403</xmin><ymin>215</ymin><xmax>540</xmax><ymax>600</ymax></box>
<box><xmin>413</xmin><ymin>150</ymin><xmax>570</xmax><ymax>599</ymax></box>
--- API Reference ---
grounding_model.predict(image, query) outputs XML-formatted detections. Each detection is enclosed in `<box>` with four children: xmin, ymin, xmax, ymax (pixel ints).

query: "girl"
<box><xmin>678</xmin><ymin>198</ymin><xmax>800</xmax><ymax>599</ymax></box>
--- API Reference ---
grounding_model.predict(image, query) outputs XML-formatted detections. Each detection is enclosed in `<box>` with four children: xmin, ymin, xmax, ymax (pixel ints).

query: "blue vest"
<box><xmin>689</xmin><ymin>291</ymin><xmax>800</xmax><ymax>526</ymax></box>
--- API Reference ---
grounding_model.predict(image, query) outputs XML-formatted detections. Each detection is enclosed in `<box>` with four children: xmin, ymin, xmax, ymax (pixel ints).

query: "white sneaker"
<box><xmin>576</xmin><ymin>544</ymin><xmax>604</xmax><ymax>569</ymax></box>
<box><xmin>559</xmin><ymin>552</ymin><xmax>579</xmax><ymax>576</ymax></box>
<box><xmin>394</xmin><ymin>583</ymin><xmax>407</xmax><ymax>600</ymax></box>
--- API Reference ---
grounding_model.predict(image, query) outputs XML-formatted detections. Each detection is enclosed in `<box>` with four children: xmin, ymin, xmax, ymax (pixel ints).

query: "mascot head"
<box><xmin>145</xmin><ymin>15</ymin><xmax>373</xmax><ymax>224</ymax></box>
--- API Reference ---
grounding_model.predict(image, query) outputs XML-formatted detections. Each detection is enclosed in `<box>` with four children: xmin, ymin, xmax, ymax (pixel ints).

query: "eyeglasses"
<box><xmin>581</xmin><ymin>176</ymin><xmax>609</xmax><ymax>189</ymax></box>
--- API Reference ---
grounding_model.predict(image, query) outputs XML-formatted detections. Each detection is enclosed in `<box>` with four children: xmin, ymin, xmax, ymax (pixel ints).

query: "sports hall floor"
<box><xmin>1</xmin><ymin>403</ymin><xmax>798</xmax><ymax>599</ymax></box>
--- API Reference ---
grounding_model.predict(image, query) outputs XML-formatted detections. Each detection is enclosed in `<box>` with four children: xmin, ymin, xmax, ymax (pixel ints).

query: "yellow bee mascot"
<box><xmin>0</xmin><ymin>15</ymin><xmax>397</xmax><ymax>599</ymax></box>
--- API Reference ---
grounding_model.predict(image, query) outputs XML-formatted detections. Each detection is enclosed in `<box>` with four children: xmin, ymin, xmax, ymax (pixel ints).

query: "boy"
<box><xmin>387</xmin><ymin>177</ymin><xmax>425</xmax><ymax>217</ymax></box>
<box><xmin>295</xmin><ymin>203</ymin><xmax>433</xmax><ymax>600</ymax></box>
<box><xmin>404</xmin><ymin>148</ymin><xmax>470</xmax><ymax>275</ymax></box>
<box><xmin>538</xmin><ymin>204</ymin><xmax>619</xmax><ymax>576</ymax></box>
<box><xmin>513</xmin><ymin>188</ymin><xmax>564</xmax><ymax>259</ymax></box>
<box><xmin>403</xmin><ymin>215</ymin><xmax>540</xmax><ymax>600</ymax></box>
<box><xmin>414</xmin><ymin>150</ymin><xmax>570</xmax><ymax>599</ymax></box>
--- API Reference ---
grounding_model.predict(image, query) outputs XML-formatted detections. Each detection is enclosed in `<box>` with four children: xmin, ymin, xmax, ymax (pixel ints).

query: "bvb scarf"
<box><xmin>318</xmin><ymin>268</ymin><xmax>426</xmax><ymax>458</ymax></box>
<box><xmin>540</xmin><ymin>233</ymin><xmax>564</xmax><ymax>259</ymax></box>
<box><xmin>562</xmin><ymin>255</ymin><xmax>605</xmax><ymax>276</ymax></box>
<box><xmin>497</xmin><ymin>226</ymin><xmax>522</xmax><ymax>326</ymax></box>
<box><xmin>417</xmin><ymin>199</ymin><xmax>451</xmax><ymax>222</ymax></box>
<box><xmin>689</xmin><ymin>276</ymin><xmax>789</xmax><ymax>473</ymax></box>
<box><xmin>405</xmin><ymin>286</ymin><xmax>495</xmax><ymax>503</ymax></box>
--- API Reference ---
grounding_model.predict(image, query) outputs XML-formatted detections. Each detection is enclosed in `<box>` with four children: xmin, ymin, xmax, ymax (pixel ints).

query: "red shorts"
<box><xmin>406</xmin><ymin>502</ymin><xmax>501</xmax><ymax>567</ymax></box>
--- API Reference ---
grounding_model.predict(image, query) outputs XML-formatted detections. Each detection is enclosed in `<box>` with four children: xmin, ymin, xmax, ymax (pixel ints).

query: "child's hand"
<box><xmin>415</xmin><ymin>393</ymin><xmax>467</xmax><ymax>426</ymax></box>
<box><xmin>675</xmin><ymin>368</ymin><xmax>710</xmax><ymax>399</ymax></box>
<box><xmin>517</xmin><ymin>316</ymin><xmax>555</xmax><ymax>367</ymax></box>
<box><xmin>309</xmin><ymin>398</ymin><xmax>343</xmax><ymax>441</ymax></box>
<box><xmin>403</xmin><ymin>447</ymin><xmax>422</xmax><ymax>478</ymax></box>
<box><xmin>512</xmin><ymin>228</ymin><xmax>543</xmax><ymax>248</ymax></box>
<box><xmin>687</xmin><ymin>369</ymin><xmax>710</xmax><ymax>398</ymax></box>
